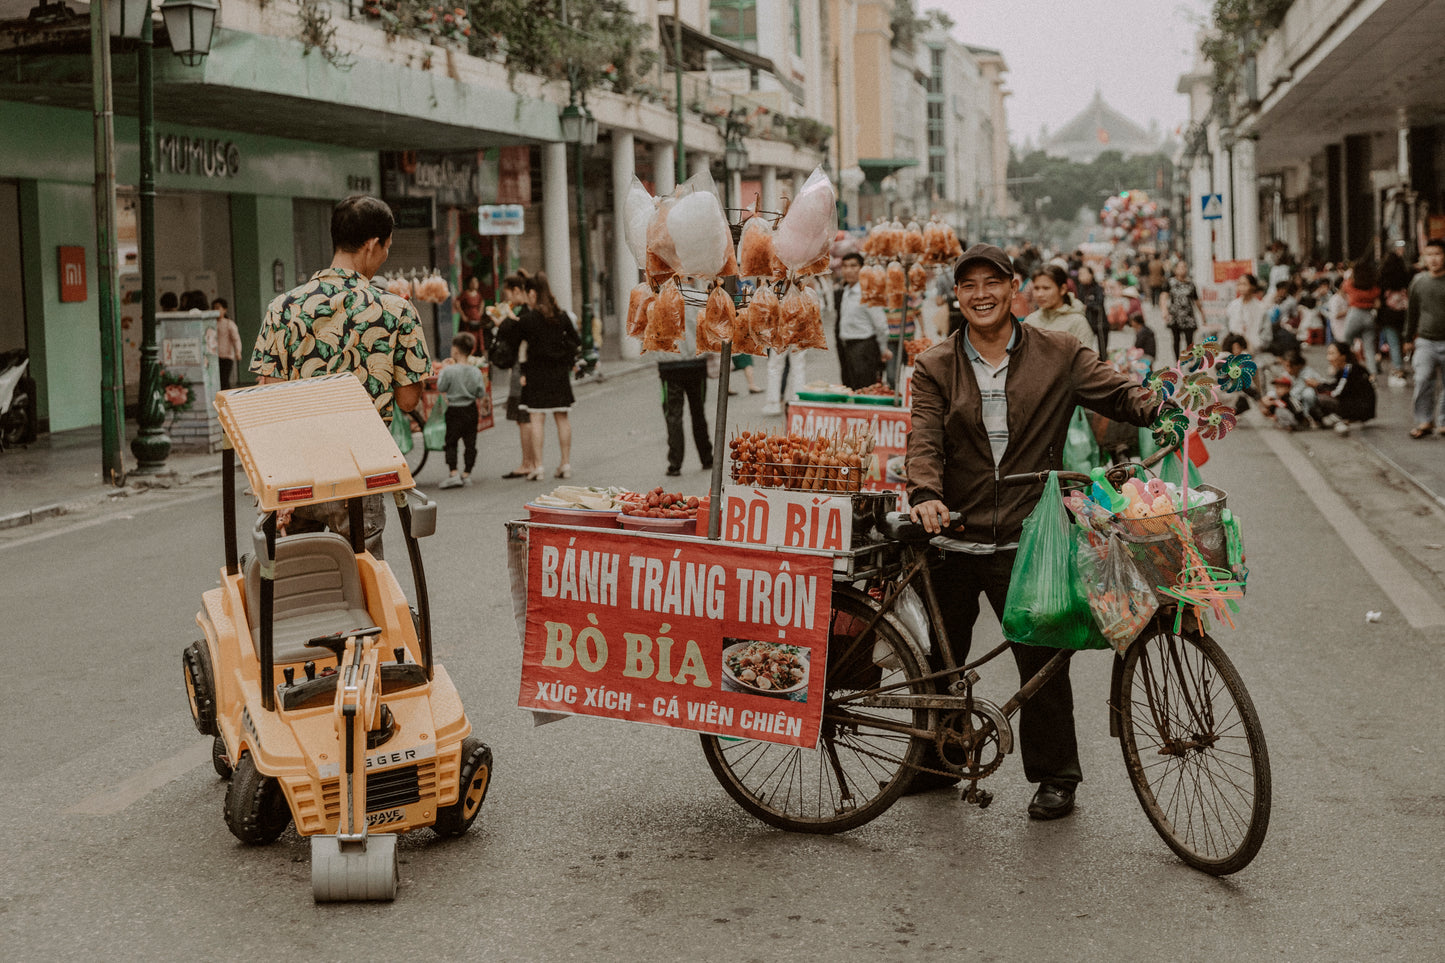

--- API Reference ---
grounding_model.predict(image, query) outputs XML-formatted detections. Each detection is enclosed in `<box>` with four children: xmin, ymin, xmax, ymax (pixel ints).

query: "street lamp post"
<box><xmin>110</xmin><ymin>0</ymin><xmax>216</xmax><ymax>474</ymax></box>
<box><xmin>560</xmin><ymin>101</ymin><xmax>598</xmax><ymax>374</ymax></box>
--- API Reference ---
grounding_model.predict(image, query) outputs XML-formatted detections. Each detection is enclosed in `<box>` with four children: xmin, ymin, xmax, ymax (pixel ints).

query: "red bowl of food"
<box><xmin>617</xmin><ymin>512</ymin><xmax>698</xmax><ymax>534</ymax></box>
<box><xmin>525</xmin><ymin>504</ymin><xmax>623</xmax><ymax>528</ymax></box>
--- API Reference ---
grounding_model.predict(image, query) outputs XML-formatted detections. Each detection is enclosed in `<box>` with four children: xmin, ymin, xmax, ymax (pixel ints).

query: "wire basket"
<box><xmin>1106</xmin><ymin>485</ymin><xmax>1233</xmax><ymax>591</ymax></box>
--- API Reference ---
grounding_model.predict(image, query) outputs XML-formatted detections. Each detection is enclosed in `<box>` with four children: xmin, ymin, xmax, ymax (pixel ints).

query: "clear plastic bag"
<box><xmin>623</xmin><ymin>176</ymin><xmax>656</xmax><ymax>270</ymax></box>
<box><xmin>773</xmin><ymin>166</ymin><xmax>838</xmax><ymax>271</ymax></box>
<box><xmin>1076</xmin><ymin>533</ymin><xmax>1160</xmax><ymax>652</ymax></box>
<box><xmin>667</xmin><ymin>170</ymin><xmax>731</xmax><ymax>277</ymax></box>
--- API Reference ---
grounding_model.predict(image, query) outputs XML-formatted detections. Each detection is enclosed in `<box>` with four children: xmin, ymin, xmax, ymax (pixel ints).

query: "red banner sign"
<box><xmin>518</xmin><ymin>526</ymin><xmax>834</xmax><ymax>747</ymax></box>
<box><xmin>784</xmin><ymin>401</ymin><xmax>911</xmax><ymax>495</ymax></box>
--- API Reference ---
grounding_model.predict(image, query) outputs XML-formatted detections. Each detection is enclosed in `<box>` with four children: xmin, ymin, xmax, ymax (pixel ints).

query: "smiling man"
<box><xmin>904</xmin><ymin>243</ymin><xmax>1157</xmax><ymax>818</ymax></box>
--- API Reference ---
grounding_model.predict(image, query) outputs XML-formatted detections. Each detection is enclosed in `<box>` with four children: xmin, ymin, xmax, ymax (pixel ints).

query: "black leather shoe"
<box><xmin>665</xmin><ymin>467</ymin><xmax>682</xmax><ymax>477</ymax></box>
<box><xmin>1027</xmin><ymin>783</ymin><xmax>1075</xmax><ymax>820</ymax></box>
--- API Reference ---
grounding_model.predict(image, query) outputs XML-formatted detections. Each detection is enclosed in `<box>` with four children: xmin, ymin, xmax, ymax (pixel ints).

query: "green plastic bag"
<box><xmin>423</xmin><ymin>397</ymin><xmax>448</xmax><ymax>451</ymax></box>
<box><xmin>390</xmin><ymin>407</ymin><xmax>413</xmax><ymax>454</ymax></box>
<box><xmin>1062</xmin><ymin>406</ymin><xmax>1101</xmax><ymax>475</ymax></box>
<box><xmin>1001</xmin><ymin>474</ymin><xmax>1112</xmax><ymax>650</ymax></box>
<box><xmin>1158</xmin><ymin>450</ymin><xmax>1203</xmax><ymax>489</ymax></box>
<box><xmin>1137</xmin><ymin>426</ymin><xmax>1159</xmax><ymax>461</ymax></box>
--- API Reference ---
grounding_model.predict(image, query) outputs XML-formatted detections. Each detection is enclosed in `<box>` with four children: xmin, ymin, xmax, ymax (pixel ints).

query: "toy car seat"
<box><xmin>244</xmin><ymin>532</ymin><xmax>377</xmax><ymax>664</ymax></box>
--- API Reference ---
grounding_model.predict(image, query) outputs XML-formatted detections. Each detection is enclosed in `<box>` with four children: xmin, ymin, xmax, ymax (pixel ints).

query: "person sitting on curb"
<box><xmin>1309</xmin><ymin>342</ymin><xmax>1376</xmax><ymax>434</ymax></box>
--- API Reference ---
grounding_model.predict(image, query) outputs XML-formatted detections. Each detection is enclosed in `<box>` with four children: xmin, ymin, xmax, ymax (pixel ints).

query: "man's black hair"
<box><xmin>211</xmin><ymin>297</ymin><xmax>228</xmax><ymax>310</ymax></box>
<box><xmin>1426</xmin><ymin>237</ymin><xmax>1445</xmax><ymax>252</ymax></box>
<box><xmin>331</xmin><ymin>195</ymin><xmax>395</xmax><ymax>253</ymax></box>
<box><xmin>841</xmin><ymin>252</ymin><xmax>864</xmax><ymax>266</ymax></box>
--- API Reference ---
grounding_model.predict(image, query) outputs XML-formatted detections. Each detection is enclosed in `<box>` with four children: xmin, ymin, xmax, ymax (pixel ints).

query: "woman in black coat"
<box><xmin>498</xmin><ymin>272</ymin><xmax>580</xmax><ymax>479</ymax></box>
<box><xmin>1076</xmin><ymin>264</ymin><xmax>1108</xmax><ymax>356</ymax></box>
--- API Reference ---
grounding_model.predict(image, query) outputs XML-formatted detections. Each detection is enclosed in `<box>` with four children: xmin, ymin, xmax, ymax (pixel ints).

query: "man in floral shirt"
<box><xmin>250</xmin><ymin>195</ymin><xmax>430</xmax><ymax>423</ymax></box>
<box><xmin>249</xmin><ymin>194</ymin><xmax>431</xmax><ymax>554</ymax></box>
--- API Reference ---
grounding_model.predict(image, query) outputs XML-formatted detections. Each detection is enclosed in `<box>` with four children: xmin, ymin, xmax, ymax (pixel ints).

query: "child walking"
<box><xmin>437</xmin><ymin>332</ymin><xmax>487</xmax><ymax>489</ymax></box>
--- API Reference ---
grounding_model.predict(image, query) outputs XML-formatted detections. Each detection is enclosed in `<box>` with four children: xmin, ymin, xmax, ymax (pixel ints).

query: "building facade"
<box><xmin>1179</xmin><ymin>0</ymin><xmax>1445</xmax><ymax>273</ymax></box>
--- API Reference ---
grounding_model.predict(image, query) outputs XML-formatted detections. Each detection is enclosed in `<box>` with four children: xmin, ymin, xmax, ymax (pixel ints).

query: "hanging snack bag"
<box><xmin>885</xmin><ymin>260</ymin><xmax>906</xmax><ymax>308</ymax></box>
<box><xmin>908</xmin><ymin>261</ymin><xmax>929</xmax><ymax>290</ymax></box>
<box><xmin>698</xmin><ymin>285</ymin><xmax>735</xmax><ymax>353</ymax></box>
<box><xmin>860</xmin><ymin>264</ymin><xmax>887</xmax><ymax>307</ymax></box>
<box><xmin>624</xmin><ymin>176</ymin><xmax>657</xmax><ymax>270</ymax></box>
<box><xmin>737</xmin><ymin>217</ymin><xmax>776</xmax><ymax>278</ymax></box>
<box><xmin>626</xmin><ymin>282</ymin><xmax>654</xmax><ymax>339</ymax></box>
<box><xmin>646</xmin><ymin>197</ymin><xmax>682</xmax><ymax>284</ymax></box>
<box><xmin>641</xmin><ymin>279</ymin><xmax>685</xmax><ymax>353</ymax></box>
<box><xmin>741</xmin><ymin>284</ymin><xmax>780</xmax><ymax>354</ymax></box>
<box><xmin>792</xmin><ymin>285</ymin><xmax>829</xmax><ymax>351</ymax></box>
<box><xmin>904</xmin><ymin>221</ymin><xmax>926</xmax><ymax>257</ymax></box>
<box><xmin>773</xmin><ymin>167</ymin><xmax>838</xmax><ymax>271</ymax></box>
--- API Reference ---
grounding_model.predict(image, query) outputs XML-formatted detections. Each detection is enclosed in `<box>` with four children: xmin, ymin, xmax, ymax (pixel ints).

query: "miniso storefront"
<box><xmin>0</xmin><ymin>100</ymin><xmax>377</xmax><ymax>433</ymax></box>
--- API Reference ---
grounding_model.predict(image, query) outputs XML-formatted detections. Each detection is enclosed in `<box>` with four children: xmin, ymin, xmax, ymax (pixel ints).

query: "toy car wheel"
<box><xmin>224</xmin><ymin>753</ymin><xmax>292</xmax><ymax>845</ymax></box>
<box><xmin>432</xmin><ymin>738</ymin><xmax>491</xmax><ymax>838</ymax></box>
<box><xmin>212</xmin><ymin>735</ymin><xmax>232</xmax><ymax>779</ymax></box>
<box><xmin>183</xmin><ymin>641</ymin><xmax>218</xmax><ymax>737</ymax></box>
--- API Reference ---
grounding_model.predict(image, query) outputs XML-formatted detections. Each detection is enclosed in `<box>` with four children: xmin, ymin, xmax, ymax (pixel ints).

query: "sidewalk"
<box><xmin>0</xmin><ymin>356</ymin><xmax>659</xmax><ymax>527</ymax></box>
<box><xmin>1288</xmin><ymin>343</ymin><xmax>1445</xmax><ymax>509</ymax></box>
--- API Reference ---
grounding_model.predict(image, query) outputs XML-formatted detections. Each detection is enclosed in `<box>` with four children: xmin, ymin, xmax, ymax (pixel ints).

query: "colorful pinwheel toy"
<box><xmin>1152</xmin><ymin>405</ymin><xmax>1191</xmax><ymax>447</ymax></box>
<box><xmin>1216</xmin><ymin>355</ymin><xmax>1257</xmax><ymax>393</ymax></box>
<box><xmin>1178</xmin><ymin>370</ymin><xmax>1219</xmax><ymax>409</ymax></box>
<box><xmin>1145</xmin><ymin>368</ymin><xmax>1179</xmax><ymax>406</ymax></box>
<box><xmin>1196</xmin><ymin>401</ymin><xmax>1238</xmax><ymax>441</ymax></box>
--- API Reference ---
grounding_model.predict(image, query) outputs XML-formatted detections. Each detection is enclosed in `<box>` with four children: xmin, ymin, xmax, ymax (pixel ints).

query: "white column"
<box><xmin>654</xmin><ymin>142</ymin><xmax>676</xmax><ymax>196</ymax></box>
<box><xmin>728</xmin><ymin>170</ymin><xmax>743</xmax><ymax>215</ymax></box>
<box><xmin>1189</xmin><ymin>155</ymin><xmax>1213</xmax><ymax>290</ymax></box>
<box><xmin>1232</xmin><ymin>137</ymin><xmax>1260</xmax><ymax>265</ymax></box>
<box><xmin>542</xmin><ymin>141</ymin><xmax>573</xmax><ymax>315</ymax></box>
<box><xmin>613</xmin><ymin>131</ymin><xmax>639</xmax><ymax>360</ymax></box>
<box><xmin>688</xmin><ymin>152</ymin><xmax>710</xmax><ymax>179</ymax></box>
<box><xmin>761</xmin><ymin>165</ymin><xmax>779</xmax><ymax>215</ymax></box>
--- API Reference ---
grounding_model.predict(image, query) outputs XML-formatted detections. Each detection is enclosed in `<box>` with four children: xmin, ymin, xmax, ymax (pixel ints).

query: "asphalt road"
<box><xmin>1</xmin><ymin>365</ymin><xmax>1442</xmax><ymax>962</ymax></box>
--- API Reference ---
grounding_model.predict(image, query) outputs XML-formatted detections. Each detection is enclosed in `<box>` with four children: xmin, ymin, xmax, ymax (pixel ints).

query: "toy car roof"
<box><xmin>214</xmin><ymin>374</ymin><xmax>414</xmax><ymax>511</ymax></box>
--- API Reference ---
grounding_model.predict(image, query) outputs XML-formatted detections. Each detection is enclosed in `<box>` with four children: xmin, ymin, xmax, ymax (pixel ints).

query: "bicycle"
<box><xmin>700</xmin><ymin>457</ymin><xmax>1271</xmax><ymax>876</ymax></box>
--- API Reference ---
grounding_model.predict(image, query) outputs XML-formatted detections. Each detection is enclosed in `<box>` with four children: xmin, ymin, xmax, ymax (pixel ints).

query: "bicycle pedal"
<box><xmin>961</xmin><ymin>785</ymin><xmax>993</xmax><ymax>809</ymax></box>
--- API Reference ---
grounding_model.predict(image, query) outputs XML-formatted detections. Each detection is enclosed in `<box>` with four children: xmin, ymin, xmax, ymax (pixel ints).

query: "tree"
<box><xmin>1009</xmin><ymin>149</ymin><xmax>1175</xmax><ymax>224</ymax></box>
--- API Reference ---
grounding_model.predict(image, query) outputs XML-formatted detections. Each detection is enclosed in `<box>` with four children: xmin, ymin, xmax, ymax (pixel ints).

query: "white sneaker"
<box><xmin>760</xmin><ymin>403</ymin><xmax>782</xmax><ymax>416</ymax></box>
<box><xmin>1389</xmin><ymin>375</ymin><xmax>1408</xmax><ymax>388</ymax></box>
<box><xmin>1321</xmin><ymin>414</ymin><xmax>1342</xmax><ymax>428</ymax></box>
<box><xmin>1334</xmin><ymin>421</ymin><xmax>1351</xmax><ymax>435</ymax></box>
<box><xmin>439</xmin><ymin>474</ymin><xmax>463</xmax><ymax>489</ymax></box>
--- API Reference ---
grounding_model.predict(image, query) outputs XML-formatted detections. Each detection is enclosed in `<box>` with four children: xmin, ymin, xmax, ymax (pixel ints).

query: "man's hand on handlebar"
<box><xmin>909</xmin><ymin>499</ymin><xmax>954</xmax><ymax>535</ymax></box>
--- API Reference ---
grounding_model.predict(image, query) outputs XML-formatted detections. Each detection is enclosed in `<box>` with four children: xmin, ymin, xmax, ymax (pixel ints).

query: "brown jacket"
<box><xmin>906</xmin><ymin>321</ymin><xmax>1156</xmax><ymax>546</ymax></box>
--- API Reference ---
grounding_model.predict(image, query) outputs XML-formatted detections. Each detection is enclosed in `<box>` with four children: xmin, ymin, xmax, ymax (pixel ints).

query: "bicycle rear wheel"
<box><xmin>1117</xmin><ymin>621</ymin><xmax>1270</xmax><ymax>875</ymax></box>
<box><xmin>700</xmin><ymin>586</ymin><xmax>932</xmax><ymax>834</ymax></box>
<box><xmin>403</xmin><ymin>408</ymin><xmax>428</xmax><ymax>478</ymax></box>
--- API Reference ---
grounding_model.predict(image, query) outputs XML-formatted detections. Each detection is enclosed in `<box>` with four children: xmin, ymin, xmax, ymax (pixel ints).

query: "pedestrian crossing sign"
<box><xmin>1201</xmin><ymin>194</ymin><xmax>1224</xmax><ymax>220</ymax></box>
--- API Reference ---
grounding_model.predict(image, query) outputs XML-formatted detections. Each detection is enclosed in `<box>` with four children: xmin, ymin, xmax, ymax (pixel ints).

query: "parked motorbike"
<box><xmin>0</xmin><ymin>349</ymin><xmax>38</xmax><ymax>451</ymax></box>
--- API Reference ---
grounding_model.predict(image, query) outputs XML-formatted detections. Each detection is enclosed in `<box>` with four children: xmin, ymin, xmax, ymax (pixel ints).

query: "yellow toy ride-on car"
<box><xmin>182</xmin><ymin>374</ymin><xmax>491</xmax><ymax>901</ymax></box>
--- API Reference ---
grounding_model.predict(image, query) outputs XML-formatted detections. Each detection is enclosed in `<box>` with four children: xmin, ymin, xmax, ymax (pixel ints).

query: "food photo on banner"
<box><xmin>515</xmin><ymin>526</ymin><xmax>835</xmax><ymax>748</ymax></box>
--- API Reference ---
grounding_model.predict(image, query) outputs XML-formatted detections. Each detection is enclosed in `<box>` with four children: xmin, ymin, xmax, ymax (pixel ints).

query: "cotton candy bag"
<box><xmin>667</xmin><ymin>170</ymin><xmax>732</xmax><ymax>277</ymax></box>
<box><xmin>773</xmin><ymin>166</ymin><xmax>837</xmax><ymax>271</ymax></box>
<box><xmin>624</xmin><ymin>177</ymin><xmax>656</xmax><ymax>270</ymax></box>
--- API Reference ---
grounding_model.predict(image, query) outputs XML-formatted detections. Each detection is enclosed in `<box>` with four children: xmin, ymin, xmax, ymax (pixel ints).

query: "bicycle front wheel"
<box><xmin>1117</xmin><ymin>622</ymin><xmax>1271</xmax><ymax>875</ymax></box>
<box><xmin>700</xmin><ymin>586</ymin><xmax>932</xmax><ymax>834</ymax></box>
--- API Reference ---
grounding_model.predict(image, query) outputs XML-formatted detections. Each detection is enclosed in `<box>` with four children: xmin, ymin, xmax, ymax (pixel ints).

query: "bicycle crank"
<box><xmin>934</xmin><ymin>699</ymin><xmax>1013</xmax><ymax>781</ymax></box>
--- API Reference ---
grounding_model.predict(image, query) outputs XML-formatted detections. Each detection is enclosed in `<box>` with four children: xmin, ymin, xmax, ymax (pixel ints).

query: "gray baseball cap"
<box><xmin>952</xmin><ymin>243</ymin><xmax>1015</xmax><ymax>283</ymax></box>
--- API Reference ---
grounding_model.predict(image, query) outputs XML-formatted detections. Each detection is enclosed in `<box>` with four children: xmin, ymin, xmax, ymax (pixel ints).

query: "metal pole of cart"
<box><xmin>707</xmin><ymin>338</ymin><xmax>733</xmax><ymax>540</ymax></box>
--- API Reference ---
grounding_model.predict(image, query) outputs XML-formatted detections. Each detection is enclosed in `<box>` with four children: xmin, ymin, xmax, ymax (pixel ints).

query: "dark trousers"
<box><xmin>219</xmin><ymin>357</ymin><xmax>235</xmax><ymax>389</ymax></box>
<box><xmin>444</xmin><ymin>404</ymin><xmax>479</xmax><ymax>473</ymax></box>
<box><xmin>929</xmin><ymin>549</ymin><xmax>1082</xmax><ymax>788</ymax></box>
<box><xmin>1169</xmin><ymin>326</ymin><xmax>1196</xmax><ymax>361</ymax></box>
<box><xmin>660</xmin><ymin>365</ymin><xmax>712</xmax><ymax>470</ymax></box>
<box><xmin>840</xmin><ymin>338</ymin><xmax>882</xmax><ymax>389</ymax></box>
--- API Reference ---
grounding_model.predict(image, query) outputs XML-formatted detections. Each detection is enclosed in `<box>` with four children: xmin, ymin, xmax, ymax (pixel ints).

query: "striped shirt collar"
<box><xmin>961</xmin><ymin>322</ymin><xmax>1019</xmax><ymax>365</ymax></box>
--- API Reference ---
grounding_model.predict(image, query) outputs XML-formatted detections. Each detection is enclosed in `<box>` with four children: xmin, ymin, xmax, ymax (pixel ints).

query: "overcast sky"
<box><xmin>933</xmin><ymin>0</ymin><xmax>1212</xmax><ymax>148</ymax></box>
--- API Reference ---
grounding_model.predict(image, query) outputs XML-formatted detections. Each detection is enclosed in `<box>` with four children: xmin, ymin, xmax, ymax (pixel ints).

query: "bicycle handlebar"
<box><xmin>999</xmin><ymin>440</ymin><xmax>1178</xmax><ymax>489</ymax></box>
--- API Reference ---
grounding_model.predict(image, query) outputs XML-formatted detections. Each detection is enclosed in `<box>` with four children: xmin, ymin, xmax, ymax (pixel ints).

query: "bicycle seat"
<box><xmin>880</xmin><ymin>511</ymin><xmax>948</xmax><ymax>544</ymax></box>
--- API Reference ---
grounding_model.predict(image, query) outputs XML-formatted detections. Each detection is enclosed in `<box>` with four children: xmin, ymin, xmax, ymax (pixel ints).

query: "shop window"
<box><xmin>710</xmin><ymin>0</ymin><xmax>756</xmax><ymax>49</ymax></box>
<box><xmin>294</xmin><ymin>199</ymin><xmax>334</xmax><ymax>283</ymax></box>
